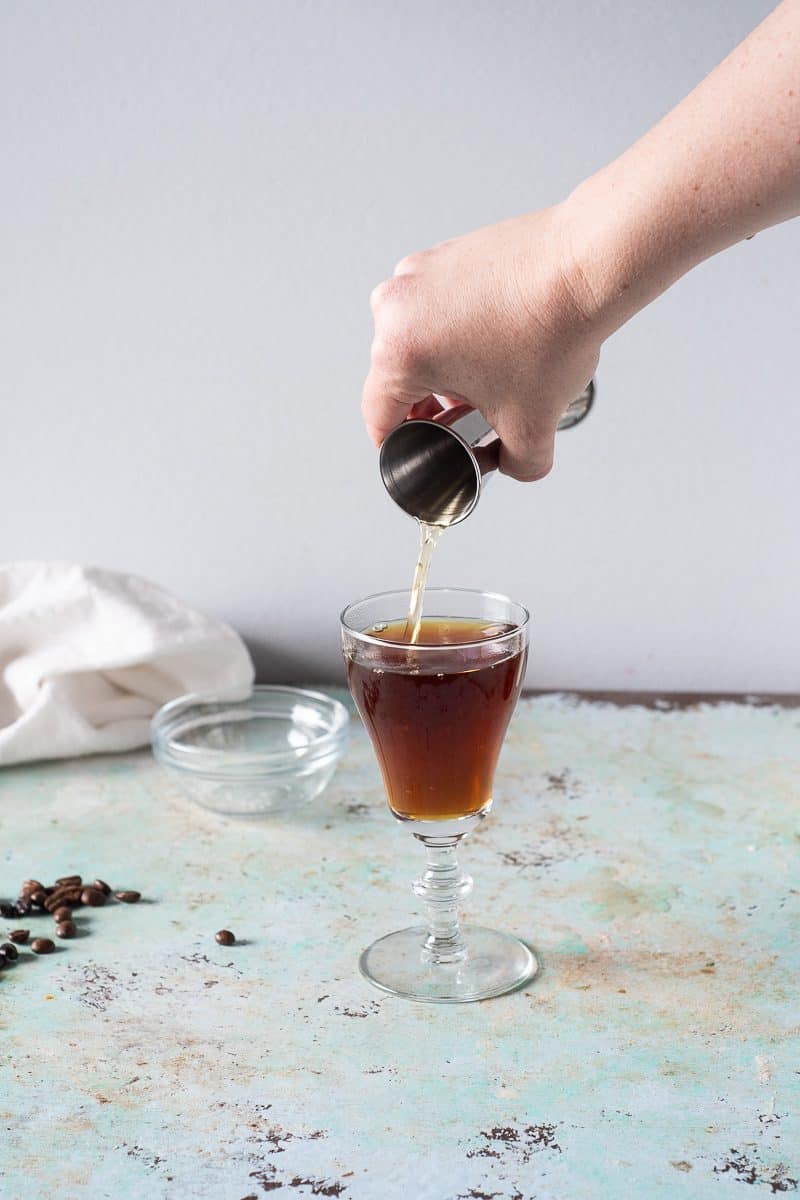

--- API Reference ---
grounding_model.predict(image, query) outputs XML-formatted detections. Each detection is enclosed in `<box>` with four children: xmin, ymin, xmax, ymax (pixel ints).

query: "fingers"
<box><xmin>363</xmin><ymin>273</ymin><xmax>434</xmax><ymax>445</ymax></box>
<box><xmin>361</xmin><ymin>368</ymin><xmax>429</xmax><ymax>447</ymax></box>
<box><xmin>407</xmin><ymin>395</ymin><xmax>446</xmax><ymax>421</ymax></box>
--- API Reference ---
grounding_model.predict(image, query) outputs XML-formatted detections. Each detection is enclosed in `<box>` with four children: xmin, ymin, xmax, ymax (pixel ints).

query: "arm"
<box><xmin>566</xmin><ymin>0</ymin><xmax>800</xmax><ymax>335</ymax></box>
<box><xmin>363</xmin><ymin>0</ymin><xmax>800</xmax><ymax>481</ymax></box>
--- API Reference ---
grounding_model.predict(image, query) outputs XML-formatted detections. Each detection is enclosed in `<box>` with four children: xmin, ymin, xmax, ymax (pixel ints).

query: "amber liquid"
<box><xmin>346</xmin><ymin>617</ymin><xmax>527</xmax><ymax>821</ymax></box>
<box><xmin>405</xmin><ymin>522</ymin><xmax>442</xmax><ymax>643</ymax></box>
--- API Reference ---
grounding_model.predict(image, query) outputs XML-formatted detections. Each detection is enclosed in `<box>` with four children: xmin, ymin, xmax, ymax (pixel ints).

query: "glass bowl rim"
<box><xmin>151</xmin><ymin>684</ymin><xmax>350</xmax><ymax>777</ymax></box>
<box><xmin>340</xmin><ymin>586</ymin><xmax>530</xmax><ymax>650</ymax></box>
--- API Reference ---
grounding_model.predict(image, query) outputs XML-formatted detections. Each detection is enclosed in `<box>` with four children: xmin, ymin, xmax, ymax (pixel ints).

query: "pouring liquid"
<box><xmin>404</xmin><ymin>521</ymin><xmax>443</xmax><ymax>644</ymax></box>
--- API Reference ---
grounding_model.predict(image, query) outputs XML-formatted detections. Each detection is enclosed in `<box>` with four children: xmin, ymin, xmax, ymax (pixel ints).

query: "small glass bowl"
<box><xmin>151</xmin><ymin>686</ymin><xmax>350</xmax><ymax>817</ymax></box>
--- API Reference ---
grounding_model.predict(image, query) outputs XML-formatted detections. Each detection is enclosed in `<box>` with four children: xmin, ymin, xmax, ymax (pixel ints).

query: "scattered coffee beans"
<box><xmin>4</xmin><ymin>873</ymin><xmax>144</xmax><ymax>976</ymax></box>
<box><xmin>215</xmin><ymin>929</ymin><xmax>236</xmax><ymax>946</ymax></box>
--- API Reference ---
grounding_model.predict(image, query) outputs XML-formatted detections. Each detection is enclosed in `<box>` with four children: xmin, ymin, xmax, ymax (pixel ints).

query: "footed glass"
<box><xmin>341</xmin><ymin>587</ymin><xmax>537</xmax><ymax>1003</ymax></box>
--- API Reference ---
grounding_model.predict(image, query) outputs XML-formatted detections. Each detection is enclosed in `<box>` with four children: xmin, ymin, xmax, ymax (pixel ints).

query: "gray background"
<box><xmin>2</xmin><ymin>0</ymin><xmax>797</xmax><ymax>691</ymax></box>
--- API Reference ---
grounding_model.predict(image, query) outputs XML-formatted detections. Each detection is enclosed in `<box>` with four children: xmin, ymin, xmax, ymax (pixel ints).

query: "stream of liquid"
<box><xmin>405</xmin><ymin>521</ymin><xmax>443</xmax><ymax>643</ymax></box>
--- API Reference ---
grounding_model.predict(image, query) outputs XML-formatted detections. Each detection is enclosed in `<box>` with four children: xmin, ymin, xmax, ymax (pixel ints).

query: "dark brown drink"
<box><xmin>346</xmin><ymin>616</ymin><xmax>527</xmax><ymax>821</ymax></box>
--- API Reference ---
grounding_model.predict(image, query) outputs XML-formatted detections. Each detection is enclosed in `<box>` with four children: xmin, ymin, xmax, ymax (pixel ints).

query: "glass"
<box><xmin>341</xmin><ymin>587</ymin><xmax>537</xmax><ymax>1002</ymax></box>
<box><xmin>151</xmin><ymin>686</ymin><xmax>349</xmax><ymax>816</ymax></box>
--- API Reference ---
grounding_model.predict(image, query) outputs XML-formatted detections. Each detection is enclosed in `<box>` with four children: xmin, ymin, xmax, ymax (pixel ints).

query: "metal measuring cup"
<box><xmin>379</xmin><ymin>379</ymin><xmax>595</xmax><ymax>526</ymax></box>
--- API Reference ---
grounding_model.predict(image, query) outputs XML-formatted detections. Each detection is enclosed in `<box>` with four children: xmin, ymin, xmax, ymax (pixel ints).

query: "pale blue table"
<box><xmin>1</xmin><ymin>693</ymin><xmax>798</xmax><ymax>1198</ymax></box>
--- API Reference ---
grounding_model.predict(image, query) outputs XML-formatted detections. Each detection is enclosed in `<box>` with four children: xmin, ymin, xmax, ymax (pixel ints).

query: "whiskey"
<box><xmin>346</xmin><ymin>616</ymin><xmax>526</xmax><ymax>821</ymax></box>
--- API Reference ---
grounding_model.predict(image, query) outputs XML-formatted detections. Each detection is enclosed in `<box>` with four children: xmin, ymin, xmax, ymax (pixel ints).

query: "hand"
<box><xmin>362</xmin><ymin>205</ymin><xmax>602</xmax><ymax>481</ymax></box>
<box><xmin>364</xmin><ymin>3</ymin><xmax>800</xmax><ymax>484</ymax></box>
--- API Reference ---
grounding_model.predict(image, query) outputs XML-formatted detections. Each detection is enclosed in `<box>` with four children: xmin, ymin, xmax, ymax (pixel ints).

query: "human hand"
<box><xmin>362</xmin><ymin>206</ymin><xmax>601</xmax><ymax>481</ymax></box>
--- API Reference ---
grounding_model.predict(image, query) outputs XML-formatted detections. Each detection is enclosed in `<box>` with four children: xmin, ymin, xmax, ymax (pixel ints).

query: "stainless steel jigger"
<box><xmin>379</xmin><ymin>379</ymin><xmax>595</xmax><ymax>527</ymax></box>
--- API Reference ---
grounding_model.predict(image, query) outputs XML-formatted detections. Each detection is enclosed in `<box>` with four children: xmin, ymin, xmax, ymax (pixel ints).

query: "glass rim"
<box><xmin>150</xmin><ymin>685</ymin><xmax>350</xmax><ymax>774</ymax></box>
<box><xmin>340</xmin><ymin>586</ymin><xmax>530</xmax><ymax>651</ymax></box>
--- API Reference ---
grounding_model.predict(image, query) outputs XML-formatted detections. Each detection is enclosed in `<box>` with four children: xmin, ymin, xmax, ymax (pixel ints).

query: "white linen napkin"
<box><xmin>0</xmin><ymin>562</ymin><xmax>254</xmax><ymax>765</ymax></box>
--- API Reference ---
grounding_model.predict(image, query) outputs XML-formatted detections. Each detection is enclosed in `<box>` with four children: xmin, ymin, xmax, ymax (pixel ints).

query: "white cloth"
<box><xmin>0</xmin><ymin>562</ymin><xmax>254</xmax><ymax>765</ymax></box>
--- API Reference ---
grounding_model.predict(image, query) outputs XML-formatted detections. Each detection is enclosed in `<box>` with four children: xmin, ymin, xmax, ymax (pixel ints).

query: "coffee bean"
<box><xmin>0</xmin><ymin>950</ymin><xmax>8</xmax><ymax>968</ymax></box>
<box><xmin>19</xmin><ymin>879</ymin><xmax>45</xmax><ymax>898</ymax></box>
<box><xmin>81</xmin><ymin>887</ymin><xmax>106</xmax><ymax>907</ymax></box>
<box><xmin>115</xmin><ymin>891</ymin><xmax>141</xmax><ymax>904</ymax></box>
<box><xmin>55</xmin><ymin>875</ymin><xmax>82</xmax><ymax>887</ymax></box>
<box><xmin>92</xmin><ymin>879</ymin><xmax>111</xmax><ymax>896</ymax></box>
<box><xmin>30</xmin><ymin>937</ymin><xmax>55</xmax><ymax>955</ymax></box>
<box><xmin>56</xmin><ymin>921</ymin><xmax>76</xmax><ymax>939</ymax></box>
<box><xmin>52</xmin><ymin>906</ymin><xmax>72</xmax><ymax>924</ymax></box>
<box><xmin>215</xmin><ymin>929</ymin><xmax>235</xmax><ymax>946</ymax></box>
<box><xmin>1</xmin><ymin>941</ymin><xmax>19</xmax><ymax>961</ymax></box>
<box><xmin>9</xmin><ymin>929</ymin><xmax>29</xmax><ymax>944</ymax></box>
<box><xmin>50</xmin><ymin>881</ymin><xmax>80</xmax><ymax>896</ymax></box>
<box><xmin>30</xmin><ymin>890</ymin><xmax>49</xmax><ymax>910</ymax></box>
<box><xmin>14</xmin><ymin>899</ymin><xmax>33</xmax><ymax>917</ymax></box>
<box><xmin>45</xmin><ymin>888</ymin><xmax>82</xmax><ymax>912</ymax></box>
<box><xmin>0</xmin><ymin>903</ymin><xmax>16</xmax><ymax>919</ymax></box>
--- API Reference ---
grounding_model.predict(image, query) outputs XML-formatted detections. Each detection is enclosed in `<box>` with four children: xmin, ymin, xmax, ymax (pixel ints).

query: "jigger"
<box><xmin>379</xmin><ymin>379</ymin><xmax>595</xmax><ymax>527</ymax></box>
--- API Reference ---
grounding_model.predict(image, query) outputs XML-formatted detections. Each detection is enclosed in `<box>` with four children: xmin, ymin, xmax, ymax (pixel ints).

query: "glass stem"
<box><xmin>412</xmin><ymin>834</ymin><xmax>472</xmax><ymax>964</ymax></box>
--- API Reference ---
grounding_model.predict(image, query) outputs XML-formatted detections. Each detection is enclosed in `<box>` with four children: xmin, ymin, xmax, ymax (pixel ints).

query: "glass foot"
<box><xmin>359</xmin><ymin>924</ymin><xmax>538</xmax><ymax>1003</ymax></box>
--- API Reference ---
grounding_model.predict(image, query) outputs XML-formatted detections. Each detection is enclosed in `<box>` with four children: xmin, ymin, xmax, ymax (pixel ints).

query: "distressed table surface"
<box><xmin>1</xmin><ymin>692</ymin><xmax>799</xmax><ymax>1200</ymax></box>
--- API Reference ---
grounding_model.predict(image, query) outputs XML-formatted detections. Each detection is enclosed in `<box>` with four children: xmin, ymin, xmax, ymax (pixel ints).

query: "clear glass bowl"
<box><xmin>150</xmin><ymin>686</ymin><xmax>349</xmax><ymax>817</ymax></box>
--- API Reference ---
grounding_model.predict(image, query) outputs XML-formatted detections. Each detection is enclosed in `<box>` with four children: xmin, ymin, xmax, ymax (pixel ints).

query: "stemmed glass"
<box><xmin>340</xmin><ymin>587</ymin><xmax>537</xmax><ymax>1003</ymax></box>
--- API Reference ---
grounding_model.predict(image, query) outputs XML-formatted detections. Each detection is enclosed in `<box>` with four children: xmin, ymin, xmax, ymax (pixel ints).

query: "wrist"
<box><xmin>559</xmin><ymin>159</ymin><xmax>718</xmax><ymax>340</ymax></box>
<box><xmin>557</xmin><ymin>174</ymin><xmax>644</xmax><ymax>340</ymax></box>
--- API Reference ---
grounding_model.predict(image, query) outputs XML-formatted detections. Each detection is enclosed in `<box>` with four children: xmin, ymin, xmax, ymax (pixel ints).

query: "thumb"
<box><xmin>493</xmin><ymin>409</ymin><xmax>558</xmax><ymax>482</ymax></box>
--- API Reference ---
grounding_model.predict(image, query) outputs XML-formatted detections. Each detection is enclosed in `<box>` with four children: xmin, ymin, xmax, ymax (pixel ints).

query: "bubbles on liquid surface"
<box><xmin>373</xmin><ymin>668</ymin><xmax>384</xmax><ymax>676</ymax></box>
<box><xmin>371</xmin><ymin>623</ymin><xmax>388</xmax><ymax>633</ymax></box>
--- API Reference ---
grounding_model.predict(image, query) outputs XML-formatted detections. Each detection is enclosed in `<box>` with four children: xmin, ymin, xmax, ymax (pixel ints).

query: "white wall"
<box><xmin>3</xmin><ymin>0</ymin><xmax>797</xmax><ymax>692</ymax></box>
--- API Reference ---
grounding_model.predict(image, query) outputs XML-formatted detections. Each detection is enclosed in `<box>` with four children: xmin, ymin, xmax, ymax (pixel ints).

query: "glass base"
<box><xmin>359</xmin><ymin>924</ymin><xmax>538</xmax><ymax>1003</ymax></box>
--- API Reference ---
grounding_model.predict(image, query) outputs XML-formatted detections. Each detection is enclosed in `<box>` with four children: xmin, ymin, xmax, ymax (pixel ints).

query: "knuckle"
<box><xmin>393</xmin><ymin>251</ymin><xmax>423</xmax><ymax>275</ymax></box>
<box><xmin>371</xmin><ymin>326</ymin><xmax>428</xmax><ymax>376</ymax></box>
<box><xmin>369</xmin><ymin>334</ymin><xmax>394</xmax><ymax>372</ymax></box>
<box><xmin>369</xmin><ymin>281</ymin><xmax>388</xmax><ymax>312</ymax></box>
<box><xmin>369</xmin><ymin>274</ymin><xmax>411</xmax><ymax>312</ymax></box>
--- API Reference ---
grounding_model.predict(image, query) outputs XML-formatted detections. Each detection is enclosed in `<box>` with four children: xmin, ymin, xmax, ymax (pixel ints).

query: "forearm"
<box><xmin>564</xmin><ymin>0</ymin><xmax>800</xmax><ymax>334</ymax></box>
